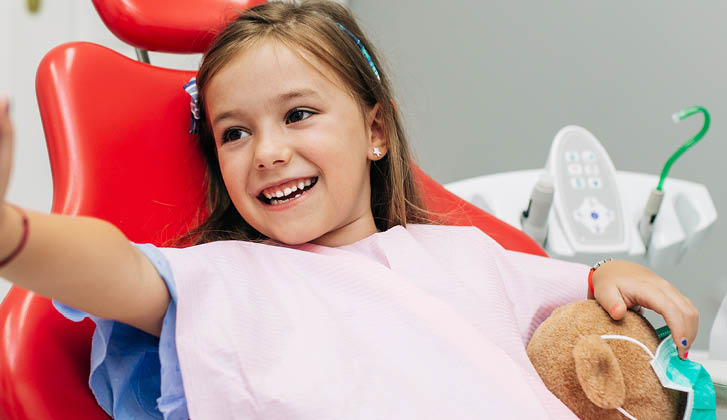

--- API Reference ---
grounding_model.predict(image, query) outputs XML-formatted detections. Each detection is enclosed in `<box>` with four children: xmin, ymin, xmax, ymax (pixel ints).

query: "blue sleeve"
<box><xmin>52</xmin><ymin>243</ymin><xmax>188</xmax><ymax>420</ymax></box>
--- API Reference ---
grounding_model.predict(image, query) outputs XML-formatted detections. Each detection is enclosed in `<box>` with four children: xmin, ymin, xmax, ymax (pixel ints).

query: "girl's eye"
<box><xmin>286</xmin><ymin>109</ymin><xmax>314</xmax><ymax>124</ymax></box>
<box><xmin>221</xmin><ymin>128</ymin><xmax>250</xmax><ymax>144</ymax></box>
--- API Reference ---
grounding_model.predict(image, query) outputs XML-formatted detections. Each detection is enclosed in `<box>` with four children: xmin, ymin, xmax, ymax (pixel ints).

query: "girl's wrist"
<box><xmin>0</xmin><ymin>204</ymin><xmax>27</xmax><ymax>272</ymax></box>
<box><xmin>0</xmin><ymin>203</ymin><xmax>13</xmax><ymax>235</ymax></box>
<box><xmin>588</xmin><ymin>258</ymin><xmax>614</xmax><ymax>299</ymax></box>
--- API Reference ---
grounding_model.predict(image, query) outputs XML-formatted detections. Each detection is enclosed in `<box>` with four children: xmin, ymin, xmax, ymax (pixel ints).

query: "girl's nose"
<box><xmin>253</xmin><ymin>131</ymin><xmax>292</xmax><ymax>170</ymax></box>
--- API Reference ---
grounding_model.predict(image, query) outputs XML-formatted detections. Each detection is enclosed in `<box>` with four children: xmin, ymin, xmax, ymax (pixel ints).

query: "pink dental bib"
<box><xmin>160</xmin><ymin>225</ymin><xmax>587</xmax><ymax>419</ymax></box>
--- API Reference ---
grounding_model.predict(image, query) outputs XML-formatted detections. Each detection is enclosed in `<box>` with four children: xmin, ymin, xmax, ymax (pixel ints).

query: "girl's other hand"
<box><xmin>0</xmin><ymin>96</ymin><xmax>13</xmax><ymax>223</ymax></box>
<box><xmin>590</xmin><ymin>259</ymin><xmax>699</xmax><ymax>360</ymax></box>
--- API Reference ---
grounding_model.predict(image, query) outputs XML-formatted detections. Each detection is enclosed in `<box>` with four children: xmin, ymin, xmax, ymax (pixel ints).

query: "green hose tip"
<box><xmin>657</xmin><ymin>106</ymin><xmax>710</xmax><ymax>191</ymax></box>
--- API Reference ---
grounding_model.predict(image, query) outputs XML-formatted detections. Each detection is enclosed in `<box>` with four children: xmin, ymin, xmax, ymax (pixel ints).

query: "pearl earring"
<box><xmin>373</xmin><ymin>147</ymin><xmax>382</xmax><ymax>158</ymax></box>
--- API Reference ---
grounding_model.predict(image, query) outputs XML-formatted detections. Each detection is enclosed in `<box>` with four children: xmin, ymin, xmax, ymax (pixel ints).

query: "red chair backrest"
<box><xmin>0</xmin><ymin>2</ymin><xmax>544</xmax><ymax>418</ymax></box>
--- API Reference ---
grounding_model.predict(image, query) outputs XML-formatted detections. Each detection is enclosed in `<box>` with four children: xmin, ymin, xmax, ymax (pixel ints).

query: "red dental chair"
<box><xmin>0</xmin><ymin>1</ymin><xmax>545</xmax><ymax>418</ymax></box>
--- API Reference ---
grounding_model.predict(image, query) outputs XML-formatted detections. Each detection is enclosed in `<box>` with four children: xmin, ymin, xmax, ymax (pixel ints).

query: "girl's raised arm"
<box><xmin>0</xmin><ymin>98</ymin><xmax>170</xmax><ymax>337</ymax></box>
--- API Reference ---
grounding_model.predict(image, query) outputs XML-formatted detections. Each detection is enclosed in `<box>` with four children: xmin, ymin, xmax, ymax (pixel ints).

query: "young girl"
<box><xmin>0</xmin><ymin>1</ymin><xmax>699</xmax><ymax>419</ymax></box>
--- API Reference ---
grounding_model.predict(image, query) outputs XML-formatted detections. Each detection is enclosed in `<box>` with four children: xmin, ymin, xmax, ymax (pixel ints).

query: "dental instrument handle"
<box><xmin>521</xmin><ymin>173</ymin><xmax>554</xmax><ymax>246</ymax></box>
<box><xmin>638</xmin><ymin>188</ymin><xmax>664</xmax><ymax>248</ymax></box>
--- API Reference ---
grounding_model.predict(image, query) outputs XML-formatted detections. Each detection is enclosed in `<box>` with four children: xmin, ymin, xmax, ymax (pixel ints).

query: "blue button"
<box><xmin>591</xmin><ymin>212</ymin><xmax>599</xmax><ymax>219</ymax></box>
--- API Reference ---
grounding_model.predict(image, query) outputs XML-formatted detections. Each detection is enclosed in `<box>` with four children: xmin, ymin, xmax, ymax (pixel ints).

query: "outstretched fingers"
<box><xmin>0</xmin><ymin>96</ymin><xmax>13</xmax><ymax>208</ymax></box>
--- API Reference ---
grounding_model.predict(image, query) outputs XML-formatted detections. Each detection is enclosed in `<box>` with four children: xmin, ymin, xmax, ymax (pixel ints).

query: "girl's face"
<box><xmin>205</xmin><ymin>40</ymin><xmax>387</xmax><ymax>247</ymax></box>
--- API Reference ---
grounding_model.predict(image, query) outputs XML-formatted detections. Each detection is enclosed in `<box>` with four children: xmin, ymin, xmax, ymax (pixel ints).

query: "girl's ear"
<box><xmin>366</xmin><ymin>103</ymin><xmax>387</xmax><ymax>160</ymax></box>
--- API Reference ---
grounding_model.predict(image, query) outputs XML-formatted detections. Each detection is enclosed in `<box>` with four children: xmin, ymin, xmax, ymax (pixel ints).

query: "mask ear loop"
<box><xmin>616</xmin><ymin>406</ymin><xmax>638</xmax><ymax>420</ymax></box>
<box><xmin>600</xmin><ymin>335</ymin><xmax>656</xmax><ymax>359</ymax></box>
<box><xmin>599</xmin><ymin>335</ymin><xmax>657</xmax><ymax>420</ymax></box>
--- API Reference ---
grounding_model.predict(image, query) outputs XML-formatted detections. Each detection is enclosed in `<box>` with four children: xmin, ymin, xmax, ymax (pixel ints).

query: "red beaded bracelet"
<box><xmin>0</xmin><ymin>205</ymin><xmax>29</xmax><ymax>269</ymax></box>
<box><xmin>588</xmin><ymin>268</ymin><xmax>595</xmax><ymax>296</ymax></box>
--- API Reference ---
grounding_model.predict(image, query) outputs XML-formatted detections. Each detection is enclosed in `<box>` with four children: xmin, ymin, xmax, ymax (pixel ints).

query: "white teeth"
<box><xmin>294</xmin><ymin>193</ymin><xmax>301</xmax><ymax>198</ymax></box>
<box><xmin>263</xmin><ymin>177</ymin><xmax>316</xmax><ymax>202</ymax></box>
<box><xmin>271</xmin><ymin>199</ymin><xmax>278</xmax><ymax>205</ymax></box>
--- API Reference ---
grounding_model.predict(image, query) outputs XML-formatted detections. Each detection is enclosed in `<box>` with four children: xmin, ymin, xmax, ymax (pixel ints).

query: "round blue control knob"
<box><xmin>591</xmin><ymin>211</ymin><xmax>599</xmax><ymax>220</ymax></box>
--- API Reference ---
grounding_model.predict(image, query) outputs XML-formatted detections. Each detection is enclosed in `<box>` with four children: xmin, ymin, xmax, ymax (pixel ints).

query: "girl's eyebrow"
<box><xmin>275</xmin><ymin>88</ymin><xmax>321</xmax><ymax>105</ymax></box>
<box><xmin>212</xmin><ymin>89</ymin><xmax>322</xmax><ymax>126</ymax></box>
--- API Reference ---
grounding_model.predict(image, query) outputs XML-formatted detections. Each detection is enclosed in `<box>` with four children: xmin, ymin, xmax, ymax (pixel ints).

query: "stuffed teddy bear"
<box><xmin>527</xmin><ymin>300</ymin><xmax>685</xmax><ymax>419</ymax></box>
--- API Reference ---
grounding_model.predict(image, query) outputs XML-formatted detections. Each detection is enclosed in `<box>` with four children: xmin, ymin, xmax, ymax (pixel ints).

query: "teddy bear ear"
<box><xmin>572</xmin><ymin>334</ymin><xmax>626</xmax><ymax>409</ymax></box>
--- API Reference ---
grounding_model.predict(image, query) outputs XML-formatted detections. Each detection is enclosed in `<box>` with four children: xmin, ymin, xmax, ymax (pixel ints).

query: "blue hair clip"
<box><xmin>184</xmin><ymin>77</ymin><xmax>200</xmax><ymax>134</ymax></box>
<box><xmin>337</xmin><ymin>23</ymin><xmax>381</xmax><ymax>82</ymax></box>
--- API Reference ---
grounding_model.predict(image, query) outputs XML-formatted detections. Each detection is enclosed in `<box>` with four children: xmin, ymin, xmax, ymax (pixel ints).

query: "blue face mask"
<box><xmin>600</xmin><ymin>334</ymin><xmax>716</xmax><ymax>420</ymax></box>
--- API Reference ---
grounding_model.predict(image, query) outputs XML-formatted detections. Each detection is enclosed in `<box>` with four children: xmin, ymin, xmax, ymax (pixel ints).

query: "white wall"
<box><xmin>0</xmin><ymin>2</ymin><xmax>9</xmax><ymax>93</ymax></box>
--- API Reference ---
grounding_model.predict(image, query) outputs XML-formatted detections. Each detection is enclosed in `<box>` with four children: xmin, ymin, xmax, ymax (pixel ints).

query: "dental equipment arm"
<box><xmin>520</xmin><ymin>173</ymin><xmax>554</xmax><ymax>246</ymax></box>
<box><xmin>638</xmin><ymin>107</ymin><xmax>711</xmax><ymax>247</ymax></box>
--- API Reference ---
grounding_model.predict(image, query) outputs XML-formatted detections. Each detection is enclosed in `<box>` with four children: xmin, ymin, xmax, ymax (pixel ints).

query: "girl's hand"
<box><xmin>590</xmin><ymin>259</ymin><xmax>698</xmax><ymax>360</ymax></box>
<box><xmin>0</xmin><ymin>96</ymin><xmax>12</xmax><ymax>224</ymax></box>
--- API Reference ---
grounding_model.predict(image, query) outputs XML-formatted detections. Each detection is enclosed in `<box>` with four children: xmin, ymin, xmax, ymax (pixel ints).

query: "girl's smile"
<box><xmin>257</xmin><ymin>176</ymin><xmax>316</xmax><ymax>202</ymax></box>
<box><xmin>258</xmin><ymin>176</ymin><xmax>318</xmax><ymax>209</ymax></box>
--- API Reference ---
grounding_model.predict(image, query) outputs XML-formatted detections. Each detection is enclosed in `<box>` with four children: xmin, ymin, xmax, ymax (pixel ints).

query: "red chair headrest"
<box><xmin>91</xmin><ymin>0</ymin><xmax>267</xmax><ymax>53</ymax></box>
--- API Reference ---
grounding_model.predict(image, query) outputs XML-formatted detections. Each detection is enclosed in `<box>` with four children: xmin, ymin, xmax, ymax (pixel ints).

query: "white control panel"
<box><xmin>546</xmin><ymin>126</ymin><xmax>629</xmax><ymax>256</ymax></box>
<box><xmin>444</xmin><ymin>127</ymin><xmax>717</xmax><ymax>268</ymax></box>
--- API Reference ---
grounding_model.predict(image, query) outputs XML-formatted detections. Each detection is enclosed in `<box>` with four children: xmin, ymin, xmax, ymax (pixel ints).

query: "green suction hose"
<box><xmin>657</xmin><ymin>106</ymin><xmax>710</xmax><ymax>191</ymax></box>
<box><xmin>639</xmin><ymin>106</ymin><xmax>710</xmax><ymax>247</ymax></box>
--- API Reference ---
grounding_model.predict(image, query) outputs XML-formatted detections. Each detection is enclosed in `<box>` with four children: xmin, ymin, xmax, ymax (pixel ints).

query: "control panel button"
<box><xmin>568</xmin><ymin>164</ymin><xmax>583</xmax><ymax>175</ymax></box>
<box><xmin>570</xmin><ymin>177</ymin><xmax>586</xmax><ymax>189</ymax></box>
<box><xmin>588</xmin><ymin>177</ymin><xmax>602</xmax><ymax>189</ymax></box>
<box><xmin>582</xmin><ymin>150</ymin><xmax>596</xmax><ymax>162</ymax></box>
<box><xmin>565</xmin><ymin>150</ymin><xmax>580</xmax><ymax>162</ymax></box>
<box><xmin>584</xmin><ymin>164</ymin><xmax>599</xmax><ymax>175</ymax></box>
<box><xmin>573</xmin><ymin>196</ymin><xmax>615</xmax><ymax>234</ymax></box>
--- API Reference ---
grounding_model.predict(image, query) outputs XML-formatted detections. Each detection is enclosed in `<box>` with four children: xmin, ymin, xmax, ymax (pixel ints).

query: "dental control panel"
<box><xmin>444</xmin><ymin>125</ymin><xmax>717</xmax><ymax>268</ymax></box>
<box><xmin>547</xmin><ymin>126</ymin><xmax>628</xmax><ymax>255</ymax></box>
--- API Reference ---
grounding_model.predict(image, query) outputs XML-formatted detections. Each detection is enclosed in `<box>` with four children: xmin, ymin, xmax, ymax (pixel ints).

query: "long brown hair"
<box><xmin>179</xmin><ymin>0</ymin><xmax>431</xmax><ymax>245</ymax></box>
